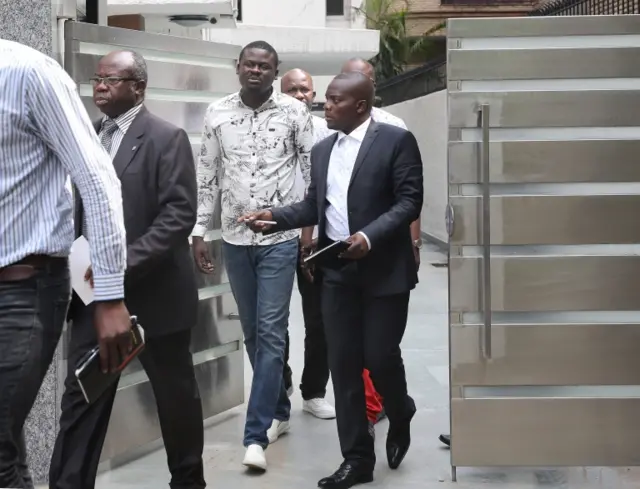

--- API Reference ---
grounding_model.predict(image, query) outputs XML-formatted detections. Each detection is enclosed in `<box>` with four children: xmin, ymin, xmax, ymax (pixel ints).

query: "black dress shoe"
<box><xmin>438</xmin><ymin>434</ymin><xmax>450</xmax><ymax>448</ymax></box>
<box><xmin>386</xmin><ymin>397</ymin><xmax>416</xmax><ymax>470</ymax></box>
<box><xmin>317</xmin><ymin>461</ymin><xmax>374</xmax><ymax>488</ymax></box>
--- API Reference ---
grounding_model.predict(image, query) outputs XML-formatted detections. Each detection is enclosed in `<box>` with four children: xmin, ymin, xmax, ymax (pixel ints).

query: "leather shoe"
<box><xmin>317</xmin><ymin>461</ymin><xmax>373</xmax><ymax>488</ymax></box>
<box><xmin>439</xmin><ymin>434</ymin><xmax>450</xmax><ymax>448</ymax></box>
<box><xmin>386</xmin><ymin>397</ymin><xmax>416</xmax><ymax>469</ymax></box>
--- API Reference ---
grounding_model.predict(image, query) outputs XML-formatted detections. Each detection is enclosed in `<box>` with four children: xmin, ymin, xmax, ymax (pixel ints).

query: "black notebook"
<box><xmin>303</xmin><ymin>240</ymin><xmax>350</xmax><ymax>268</ymax></box>
<box><xmin>75</xmin><ymin>317</ymin><xmax>146</xmax><ymax>404</ymax></box>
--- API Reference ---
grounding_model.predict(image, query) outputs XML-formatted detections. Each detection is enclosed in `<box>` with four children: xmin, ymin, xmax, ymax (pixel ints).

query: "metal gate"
<box><xmin>447</xmin><ymin>14</ymin><xmax>640</xmax><ymax>478</ymax></box>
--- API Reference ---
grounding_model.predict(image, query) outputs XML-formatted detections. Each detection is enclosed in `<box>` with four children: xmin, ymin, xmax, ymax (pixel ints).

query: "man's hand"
<box><xmin>413</xmin><ymin>246</ymin><xmax>421</xmax><ymax>271</ymax></box>
<box><xmin>237</xmin><ymin>210</ymin><xmax>274</xmax><ymax>233</ymax></box>
<box><xmin>84</xmin><ymin>266</ymin><xmax>94</xmax><ymax>288</ymax></box>
<box><xmin>94</xmin><ymin>301</ymin><xmax>132</xmax><ymax>373</ymax></box>
<box><xmin>340</xmin><ymin>233</ymin><xmax>370</xmax><ymax>260</ymax></box>
<box><xmin>300</xmin><ymin>237</ymin><xmax>317</xmax><ymax>283</ymax></box>
<box><xmin>192</xmin><ymin>236</ymin><xmax>215</xmax><ymax>274</ymax></box>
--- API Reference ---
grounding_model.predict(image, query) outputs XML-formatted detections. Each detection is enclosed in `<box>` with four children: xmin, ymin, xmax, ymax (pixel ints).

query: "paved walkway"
<box><xmin>94</xmin><ymin>245</ymin><xmax>640</xmax><ymax>489</ymax></box>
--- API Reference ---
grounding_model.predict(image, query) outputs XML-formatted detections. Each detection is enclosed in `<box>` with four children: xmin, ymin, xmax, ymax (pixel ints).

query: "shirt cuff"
<box><xmin>191</xmin><ymin>223</ymin><xmax>207</xmax><ymax>237</ymax></box>
<box><xmin>357</xmin><ymin>231</ymin><xmax>371</xmax><ymax>251</ymax></box>
<box><xmin>93</xmin><ymin>272</ymin><xmax>125</xmax><ymax>302</ymax></box>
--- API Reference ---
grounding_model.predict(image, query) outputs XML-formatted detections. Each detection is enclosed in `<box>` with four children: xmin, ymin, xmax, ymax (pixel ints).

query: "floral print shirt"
<box><xmin>193</xmin><ymin>91</ymin><xmax>314</xmax><ymax>245</ymax></box>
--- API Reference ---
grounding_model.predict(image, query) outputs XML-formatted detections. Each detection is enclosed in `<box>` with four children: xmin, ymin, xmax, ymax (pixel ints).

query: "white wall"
<box><xmin>240</xmin><ymin>0</ymin><xmax>326</xmax><ymax>27</ymax></box>
<box><xmin>385</xmin><ymin>90</ymin><xmax>448</xmax><ymax>245</ymax></box>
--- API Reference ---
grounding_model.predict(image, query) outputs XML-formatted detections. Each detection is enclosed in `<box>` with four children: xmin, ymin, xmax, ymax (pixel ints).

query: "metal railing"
<box><xmin>529</xmin><ymin>0</ymin><xmax>639</xmax><ymax>15</ymax></box>
<box><xmin>376</xmin><ymin>55</ymin><xmax>447</xmax><ymax>107</ymax></box>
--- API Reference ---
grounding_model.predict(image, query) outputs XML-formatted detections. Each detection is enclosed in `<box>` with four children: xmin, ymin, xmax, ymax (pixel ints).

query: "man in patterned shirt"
<box><xmin>279</xmin><ymin>68</ymin><xmax>336</xmax><ymax>421</ymax></box>
<box><xmin>192</xmin><ymin>41</ymin><xmax>314</xmax><ymax>471</ymax></box>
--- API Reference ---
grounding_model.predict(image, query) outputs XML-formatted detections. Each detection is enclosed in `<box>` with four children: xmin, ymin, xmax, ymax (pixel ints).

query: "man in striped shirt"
<box><xmin>0</xmin><ymin>39</ymin><xmax>131</xmax><ymax>488</ymax></box>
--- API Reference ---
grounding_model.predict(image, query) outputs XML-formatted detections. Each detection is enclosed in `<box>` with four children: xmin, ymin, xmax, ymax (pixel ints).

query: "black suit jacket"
<box><xmin>72</xmin><ymin>106</ymin><xmax>199</xmax><ymax>337</ymax></box>
<box><xmin>271</xmin><ymin>121</ymin><xmax>424</xmax><ymax>296</ymax></box>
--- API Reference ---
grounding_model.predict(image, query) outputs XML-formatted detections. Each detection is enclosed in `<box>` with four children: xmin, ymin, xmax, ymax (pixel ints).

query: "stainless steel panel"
<box><xmin>70</xmin><ymin>53</ymin><xmax>237</xmax><ymax>92</ymax></box>
<box><xmin>449</xmin><ymin>140</ymin><xmax>640</xmax><ymax>184</ymax></box>
<box><xmin>65</xmin><ymin>21</ymin><xmax>239</xmax><ymax>59</ymax></box>
<box><xmin>447</xmin><ymin>15</ymin><xmax>640</xmax><ymax>38</ymax></box>
<box><xmin>450</xmin><ymin>48</ymin><xmax>640</xmax><ymax>81</ymax></box>
<box><xmin>449</xmin><ymin>90</ymin><xmax>640</xmax><ymax>128</ymax></box>
<box><xmin>450</xmin><ymin>195</ymin><xmax>640</xmax><ymax>245</ymax></box>
<box><xmin>451</xmin><ymin>324</ymin><xmax>640</xmax><ymax>385</ymax></box>
<box><xmin>81</xmin><ymin>97</ymin><xmax>209</xmax><ymax>134</ymax></box>
<box><xmin>450</xmin><ymin>256</ymin><xmax>640</xmax><ymax>312</ymax></box>
<box><xmin>451</xmin><ymin>398</ymin><xmax>640</xmax><ymax>466</ymax></box>
<box><xmin>101</xmin><ymin>350</ymin><xmax>244</xmax><ymax>464</ymax></box>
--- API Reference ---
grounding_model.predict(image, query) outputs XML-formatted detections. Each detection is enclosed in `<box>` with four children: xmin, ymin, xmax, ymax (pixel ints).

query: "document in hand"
<box><xmin>75</xmin><ymin>317</ymin><xmax>146</xmax><ymax>404</ymax></box>
<box><xmin>303</xmin><ymin>240</ymin><xmax>350</xmax><ymax>268</ymax></box>
<box><xmin>69</xmin><ymin>236</ymin><xmax>93</xmax><ymax>305</ymax></box>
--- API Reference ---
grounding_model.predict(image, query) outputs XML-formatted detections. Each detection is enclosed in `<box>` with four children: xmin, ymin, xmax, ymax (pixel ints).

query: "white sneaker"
<box><xmin>242</xmin><ymin>444</ymin><xmax>267</xmax><ymax>471</ymax></box>
<box><xmin>266</xmin><ymin>419</ymin><xmax>290</xmax><ymax>444</ymax></box>
<box><xmin>303</xmin><ymin>398</ymin><xmax>336</xmax><ymax>419</ymax></box>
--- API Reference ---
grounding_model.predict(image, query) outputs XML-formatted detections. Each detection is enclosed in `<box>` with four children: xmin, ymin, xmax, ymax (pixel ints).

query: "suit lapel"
<box><xmin>112</xmin><ymin>108</ymin><xmax>146</xmax><ymax>177</ymax></box>
<box><xmin>348</xmin><ymin>122</ymin><xmax>379</xmax><ymax>188</ymax></box>
<box><xmin>318</xmin><ymin>133</ymin><xmax>338</xmax><ymax>200</ymax></box>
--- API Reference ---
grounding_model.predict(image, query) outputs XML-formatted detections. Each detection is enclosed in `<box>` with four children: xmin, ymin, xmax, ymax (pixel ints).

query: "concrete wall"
<box><xmin>385</xmin><ymin>89</ymin><xmax>448</xmax><ymax>246</ymax></box>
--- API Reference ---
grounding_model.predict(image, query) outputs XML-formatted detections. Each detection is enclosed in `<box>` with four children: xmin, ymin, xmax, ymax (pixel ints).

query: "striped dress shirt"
<box><xmin>98</xmin><ymin>103</ymin><xmax>143</xmax><ymax>158</ymax></box>
<box><xmin>0</xmin><ymin>39</ymin><xmax>127</xmax><ymax>301</ymax></box>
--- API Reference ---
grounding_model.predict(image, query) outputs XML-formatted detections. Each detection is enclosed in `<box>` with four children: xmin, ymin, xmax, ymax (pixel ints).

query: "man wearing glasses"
<box><xmin>50</xmin><ymin>50</ymin><xmax>205</xmax><ymax>489</ymax></box>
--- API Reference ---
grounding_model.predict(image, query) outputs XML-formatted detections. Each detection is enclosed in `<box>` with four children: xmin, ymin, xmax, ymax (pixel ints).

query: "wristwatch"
<box><xmin>413</xmin><ymin>238</ymin><xmax>423</xmax><ymax>249</ymax></box>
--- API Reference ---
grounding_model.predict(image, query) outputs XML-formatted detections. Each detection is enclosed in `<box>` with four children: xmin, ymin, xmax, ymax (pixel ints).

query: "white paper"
<box><xmin>70</xmin><ymin>236</ymin><xmax>94</xmax><ymax>305</ymax></box>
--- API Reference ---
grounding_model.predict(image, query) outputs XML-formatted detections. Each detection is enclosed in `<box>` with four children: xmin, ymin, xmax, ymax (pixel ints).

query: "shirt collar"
<box><xmin>102</xmin><ymin>103</ymin><xmax>143</xmax><ymax>134</ymax></box>
<box><xmin>337</xmin><ymin>117</ymin><xmax>372</xmax><ymax>144</ymax></box>
<box><xmin>235</xmin><ymin>89</ymin><xmax>279</xmax><ymax>112</ymax></box>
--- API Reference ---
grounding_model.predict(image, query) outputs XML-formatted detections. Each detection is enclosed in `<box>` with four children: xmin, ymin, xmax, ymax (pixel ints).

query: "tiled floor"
<box><xmin>94</xmin><ymin>245</ymin><xmax>640</xmax><ymax>489</ymax></box>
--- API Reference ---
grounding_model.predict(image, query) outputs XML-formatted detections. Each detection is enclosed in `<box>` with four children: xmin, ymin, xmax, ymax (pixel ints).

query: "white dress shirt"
<box><xmin>194</xmin><ymin>90</ymin><xmax>314</xmax><ymax>246</ymax></box>
<box><xmin>0</xmin><ymin>39</ymin><xmax>126</xmax><ymax>301</ymax></box>
<box><xmin>371</xmin><ymin>106</ymin><xmax>407</xmax><ymax>130</ymax></box>
<box><xmin>325</xmin><ymin>118</ymin><xmax>372</xmax><ymax>248</ymax></box>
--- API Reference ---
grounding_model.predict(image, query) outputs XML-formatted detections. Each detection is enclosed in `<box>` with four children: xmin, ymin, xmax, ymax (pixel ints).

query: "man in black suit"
<box><xmin>241</xmin><ymin>72</ymin><xmax>423</xmax><ymax>488</ymax></box>
<box><xmin>49</xmin><ymin>50</ymin><xmax>206</xmax><ymax>489</ymax></box>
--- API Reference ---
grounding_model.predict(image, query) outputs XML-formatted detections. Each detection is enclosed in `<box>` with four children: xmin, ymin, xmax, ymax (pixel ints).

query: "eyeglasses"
<box><xmin>90</xmin><ymin>76</ymin><xmax>137</xmax><ymax>86</ymax></box>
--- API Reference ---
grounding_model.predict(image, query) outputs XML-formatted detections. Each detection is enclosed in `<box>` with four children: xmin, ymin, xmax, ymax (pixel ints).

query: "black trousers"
<box><xmin>49</xmin><ymin>304</ymin><xmax>205</xmax><ymax>489</ymax></box>
<box><xmin>321</xmin><ymin>265</ymin><xmax>412</xmax><ymax>468</ymax></box>
<box><xmin>283</xmin><ymin>255</ymin><xmax>330</xmax><ymax>400</ymax></box>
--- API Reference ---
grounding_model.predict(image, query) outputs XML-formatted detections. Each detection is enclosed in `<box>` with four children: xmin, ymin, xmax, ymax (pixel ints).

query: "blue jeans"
<box><xmin>0</xmin><ymin>259</ymin><xmax>70</xmax><ymax>488</ymax></box>
<box><xmin>223</xmin><ymin>239</ymin><xmax>298</xmax><ymax>448</ymax></box>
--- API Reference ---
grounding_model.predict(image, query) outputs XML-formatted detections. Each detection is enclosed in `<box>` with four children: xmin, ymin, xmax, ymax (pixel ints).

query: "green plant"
<box><xmin>353</xmin><ymin>0</ymin><xmax>445</xmax><ymax>81</ymax></box>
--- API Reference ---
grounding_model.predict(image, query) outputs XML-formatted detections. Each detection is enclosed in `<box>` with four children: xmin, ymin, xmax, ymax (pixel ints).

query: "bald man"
<box><xmin>241</xmin><ymin>72</ymin><xmax>422</xmax><ymax>487</ymax></box>
<box><xmin>341</xmin><ymin>58</ymin><xmax>423</xmax><ymax>433</ymax></box>
<box><xmin>278</xmin><ymin>69</ymin><xmax>336</xmax><ymax>422</ymax></box>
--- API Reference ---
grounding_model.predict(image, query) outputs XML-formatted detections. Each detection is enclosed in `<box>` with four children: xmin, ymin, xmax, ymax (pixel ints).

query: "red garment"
<box><xmin>363</xmin><ymin>369</ymin><xmax>384</xmax><ymax>423</ymax></box>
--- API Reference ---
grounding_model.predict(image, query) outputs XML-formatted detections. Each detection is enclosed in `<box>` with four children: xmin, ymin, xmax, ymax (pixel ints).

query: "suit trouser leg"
<box><xmin>362</xmin><ymin>293</ymin><xmax>412</xmax><ymax>426</ymax></box>
<box><xmin>49</xmin><ymin>304</ymin><xmax>119</xmax><ymax>489</ymax></box>
<box><xmin>140</xmin><ymin>330</ymin><xmax>205</xmax><ymax>489</ymax></box>
<box><xmin>321</xmin><ymin>272</ymin><xmax>373</xmax><ymax>467</ymax></box>
<box><xmin>297</xmin><ymin>262</ymin><xmax>330</xmax><ymax>401</ymax></box>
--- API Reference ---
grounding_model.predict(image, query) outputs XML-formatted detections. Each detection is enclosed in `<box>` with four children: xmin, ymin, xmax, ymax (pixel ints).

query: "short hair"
<box><xmin>123</xmin><ymin>50</ymin><xmax>148</xmax><ymax>84</ymax></box>
<box><xmin>239</xmin><ymin>40</ymin><xmax>279</xmax><ymax>68</ymax></box>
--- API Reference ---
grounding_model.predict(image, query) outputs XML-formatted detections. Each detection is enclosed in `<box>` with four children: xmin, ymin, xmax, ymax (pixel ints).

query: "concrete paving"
<box><xmin>94</xmin><ymin>245</ymin><xmax>640</xmax><ymax>489</ymax></box>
